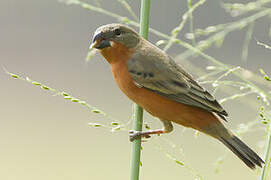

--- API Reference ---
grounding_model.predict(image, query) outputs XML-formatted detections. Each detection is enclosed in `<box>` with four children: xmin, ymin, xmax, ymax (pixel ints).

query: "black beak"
<box><xmin>91</xmin><ymin>32</ymin><xmax>111</xmax><ymax>49</ymax></box>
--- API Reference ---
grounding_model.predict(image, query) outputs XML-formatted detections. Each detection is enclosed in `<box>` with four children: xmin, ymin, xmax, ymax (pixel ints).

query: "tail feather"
<box><xmin>219</xmin><ymin>135</ymin><xmax>264</xmax><ymax>169</ymax></box>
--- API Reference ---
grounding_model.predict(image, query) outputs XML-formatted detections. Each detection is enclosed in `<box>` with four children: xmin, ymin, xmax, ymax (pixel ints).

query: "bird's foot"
<box><xmin>129</xmin><ymin>130</ymin><xmax>151</xmax><ymax>142</ymax></box>
<box><xmin>129</xmin><ymin>129</ymin><xmax>165</xmax><ymax>142</ymax></box>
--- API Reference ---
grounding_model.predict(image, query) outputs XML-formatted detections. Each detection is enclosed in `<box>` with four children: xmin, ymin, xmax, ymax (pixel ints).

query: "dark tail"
<box><xmin>219</xmin><ymin>135</ymin><xmax>264</xmax><ymax>169</ymax></box>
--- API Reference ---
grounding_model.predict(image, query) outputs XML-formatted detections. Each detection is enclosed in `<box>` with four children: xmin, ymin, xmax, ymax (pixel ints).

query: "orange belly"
<box><xmin>111</xmin><ymin>59</ymin><xmax>220</xmax><ymax>133</ymax></box>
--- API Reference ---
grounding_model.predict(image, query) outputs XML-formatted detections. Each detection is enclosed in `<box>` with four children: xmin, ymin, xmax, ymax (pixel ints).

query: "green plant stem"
<box><xmin>163</xmin><ymin>0</ymin><xmax>205</xmax><ymax>51</ymax></box>
<box><xmin>180</xmin><ymin>8</ymin><xmax>271</xmax><ymax>59</ymax></box>
<box><xmin>241</xmin><ymin>22</ymin><xmax>254</xmax><ymax>61</ymax></box>
<box><xmin>187</xmin><ymin>0</ymin><xmax>196</xmax><ymax>46</ymax></box>
<box><xmin>130</xmin><ymin>104</ymin><xmax>144</xmax><ymax>180</ymax></box>
<box><xmin>117</xmin><ymin>0</ymin><xmax>139</xmax><ymax>21</ymax></box>
<box><xmin>260</xmin><ymin>121</ymin><xmax>271</xmax><ymax>180</ymax></box>
<box><xmin>130</xmin><ymin>1</ymin><xmax>150</xmax><ymax>180</ymax></box>
<box><xmin>139</xmin><ymin>0</ymin><xmax>150</xmax><ymax>39</ymax></box>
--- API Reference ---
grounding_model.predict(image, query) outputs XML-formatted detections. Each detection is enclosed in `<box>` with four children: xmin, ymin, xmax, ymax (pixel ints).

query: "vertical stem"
<box><xmin>187</xmin><ymin>0</ymin><xmax>196</xmax><ymax>46</ymax></box>
<box><xmin>139</xmin><ymin>0</ymin><xmax>151</xmax><ymax>39</ymax></box>
<box><xmin>260</xmin><ymin>122</ymin><xmax>271</xmax><ymax>180</ymax></box>
<box><xmin>130</xmin><ymin>1</ymin><xmax>150</xmax><ymax>180</ymax></box>
<box><xmin>130</xmin><ymin>104</ymin><xmax>144</xmax><ymax>180</ymax></box>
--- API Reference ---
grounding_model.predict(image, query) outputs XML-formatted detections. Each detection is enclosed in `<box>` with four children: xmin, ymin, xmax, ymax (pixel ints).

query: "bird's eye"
<box><xmin>114</xmin><ymin>28</ymin><xmax>121</xmax><ymax>36</ymax></box>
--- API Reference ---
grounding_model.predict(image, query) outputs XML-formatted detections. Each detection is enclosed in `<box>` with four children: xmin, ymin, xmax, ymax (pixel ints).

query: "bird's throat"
<box><xmin>100</xmin><ymin>41</ymin><xmax>135</xmax><ymax>64</ymax></box>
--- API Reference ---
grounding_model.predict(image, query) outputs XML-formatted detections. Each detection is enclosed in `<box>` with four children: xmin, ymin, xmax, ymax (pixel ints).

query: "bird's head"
<box><xmin>90</xmin><ymin>24</ymin><xmax>140</xmax><ymax>50</ymax></box>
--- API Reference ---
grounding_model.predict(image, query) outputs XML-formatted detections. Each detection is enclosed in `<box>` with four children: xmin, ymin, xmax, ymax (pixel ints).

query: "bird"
<box><xmin>90</xmin><ymin>23</ymin><xmax>264</xmax><ymax>169</ymax></box>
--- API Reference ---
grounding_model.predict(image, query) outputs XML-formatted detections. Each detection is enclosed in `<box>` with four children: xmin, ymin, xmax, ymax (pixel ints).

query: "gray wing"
<box><xmin>127</xmin><ymin>52</ymin><xmax>228</xmax><ymax>119</ymax></box>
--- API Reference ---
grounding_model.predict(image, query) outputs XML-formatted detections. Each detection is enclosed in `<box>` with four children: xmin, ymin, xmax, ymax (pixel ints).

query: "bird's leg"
<box><xmin>129</xmin><ymin>120</ymin><xmax>173</xmax><ymax>142</ymax></box>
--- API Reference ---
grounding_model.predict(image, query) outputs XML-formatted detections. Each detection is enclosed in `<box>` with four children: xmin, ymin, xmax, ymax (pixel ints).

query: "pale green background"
<box><xmin>1</xmin><ymin>0</ymin><xmax>270</xmax><ymax>180</ymax></box>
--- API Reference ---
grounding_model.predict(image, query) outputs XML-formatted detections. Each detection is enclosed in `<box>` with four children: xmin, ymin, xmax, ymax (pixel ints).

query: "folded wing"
<box><xmin>127</xmin><ymin>52</ymin><xmax>228</xmax><ymax>119</ymax></box>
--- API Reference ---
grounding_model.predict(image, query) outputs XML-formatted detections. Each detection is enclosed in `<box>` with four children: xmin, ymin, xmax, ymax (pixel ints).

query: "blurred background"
<box><xmin>1</xmin><ymin>0</ymin><xmax>270</xmax><ymax>179</ymax></box>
